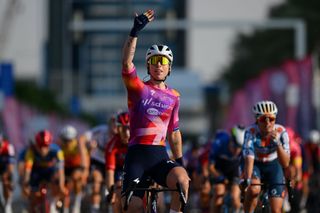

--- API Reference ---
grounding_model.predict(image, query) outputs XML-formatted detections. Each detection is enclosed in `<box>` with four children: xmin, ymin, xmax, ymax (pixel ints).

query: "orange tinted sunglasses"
<box><xmin>257</xmin><ymin>115</ymin><xmax>276</xmax><ymax>123</ymax></box>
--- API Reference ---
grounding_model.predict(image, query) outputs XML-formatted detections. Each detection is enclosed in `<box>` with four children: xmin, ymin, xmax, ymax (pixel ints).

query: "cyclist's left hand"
<box><xmin>130</xmin><ymin>10</ymin><xmax>155</xmax><ymax>37</ymax></box>
<box><xmin>268</xmin><ymin>130</ymin><xmax>278</xmax><ymax>141</ymax></box>
<box><xmin>22</xmin><ymin>183</ymin><xmax>31</xmax><ymax>197</ymax></box>
<box><xmin>60</xmin><ymin>186</ymin><xmax>68</xmax><ymax>196</ymax></box>
<box><xmin>269</xmin><ymin>130</ymin><xmax>281</xmax><ymax>146</ymax></box>
<box><xmin>239</xmin><ymin>178</ymin><xmax>251</xmax><ymax>191</ymax></box>
<box><xmin>106</xmin><ymin>185</ymin><xmax>115</xmax><ymax>204</ymax></box>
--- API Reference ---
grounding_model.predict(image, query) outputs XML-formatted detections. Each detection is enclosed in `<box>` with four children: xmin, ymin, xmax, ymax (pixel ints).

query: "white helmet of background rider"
<box><xmin>60</xmin><ymin>125</ymin><xmax>77</xmax><ymax>141</ymax></box>
<box><xmin>308</xmin><ymin>130</ymin><xmax>320</xmax><ymax>145</ymax></box>
<box><xmin>231</xmin><ymin>125</ymin><xmax>246</xmax><ymax>147</ymax></box>
<box><xmin>252</xmin><ymin>100</ymin><xmax>278</xmax><ymax>118</ymax></box>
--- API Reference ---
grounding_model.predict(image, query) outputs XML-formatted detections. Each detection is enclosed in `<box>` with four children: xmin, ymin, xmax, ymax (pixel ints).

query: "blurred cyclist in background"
<box><xmin>283</xmin><ymin>127</ymin><xmax>303</xmax><ymax>212</ymax></box>
<box><xmin>300</xmin><ymin>129</ymin><xmax>320</xmax><ymax>211</ymax></box>
<box><xmin>184</xmin><ymin>139</ymin><xmax>205</xmax><ymax>211</ymax></box>
<box><xmin>59</xmin><ymin>125</ymin><xmax>89</xmax><ymax>213</ymax></box>
<box><xmin>105</xmin><ymin>111</ymin><xmax>130</xmax><ymax>213</ymax></box>
<box><xmin>197</xmin><ymin>138</ymin><xmax>212</xmax><ymax>212</ymax></box>
<box><xmin>208</xmin><ymin>125</ymin><xmax>245</xmax><ymax>213</ymax></box>
<box><xmin>79</xmin><ymin>114</ymin><xmax>118</xmax><ymax>212</ymax></box>
<box><xmin>241</xmin><ymin>100</ymin><xmax>290</xmax><ymax>213</ymax></box>
<box><xmin>0</xmin><ymin>133</ymin><xmax>15</xmax><ymax>213</ymax></box>
<box><xmin>22</xmin><ymin>129</ymin><xmax>66</xmax><ymax>212</ymax></box>
<box><xmin>285</xmin><ymin>127</ymin><xmax>302</xmax><ymax>187</ymax></box>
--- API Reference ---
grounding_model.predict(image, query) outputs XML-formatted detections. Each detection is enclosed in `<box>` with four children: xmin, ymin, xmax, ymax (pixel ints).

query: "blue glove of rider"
<box><xmin>130</xmin><ymin>11</ymin><xmax>152</xmax><ymax>37</ymax></box>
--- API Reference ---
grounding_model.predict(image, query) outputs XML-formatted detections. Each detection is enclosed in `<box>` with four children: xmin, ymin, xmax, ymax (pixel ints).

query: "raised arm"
<box><xmin>122</xmin><ymin>10</ymin><xmax>154</xmax><ymax>71</ymax></box>
<box><xmin>122</xmin><ymin>37</ymin><xmax>137</xmax><ymax>71</ymax></box>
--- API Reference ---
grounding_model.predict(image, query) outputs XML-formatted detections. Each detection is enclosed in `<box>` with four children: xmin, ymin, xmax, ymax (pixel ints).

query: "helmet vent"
<box><xmin>257</xmin><ymin>105</ymin><xmax>261</xmax><ymax>113</ymax></box>
<box><xmin>158</xmin><ymin>45</ymin><xmax>164</xmax><ymax>51</ymax></box>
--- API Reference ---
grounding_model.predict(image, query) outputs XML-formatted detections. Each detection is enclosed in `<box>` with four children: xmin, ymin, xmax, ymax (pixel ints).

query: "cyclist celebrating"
<box><xmin>208</xmin><ymin>125</ymin><xmax>245</xmax><ymax>213</ymax></box>
<box><xmin>0</xmin><ymin>133</ymin><xmax>15</xmax><ymax>213</ymax></box>
<box><xmin>59</xmin><ymin>125</ymin><xmax>90</xmax><ymax>213</ymax></box>
<box><xmin>121</xmin><ymin>9</ymin><xmax>190</xmax><ymax>213</ymax></box>
<box><xmin>22</xmin><ymin>130</ymin><xmax>66</xmax><ymax>212</ymax></box>
<box><xmin>241</xmin><ymin>101</ymin><xmax>290</xmax><ymax>213</ymax></box>
<box><xmin>105</xmin><ymin>111</ymin><xmax>130</xmax><ymax>213</ymax></box>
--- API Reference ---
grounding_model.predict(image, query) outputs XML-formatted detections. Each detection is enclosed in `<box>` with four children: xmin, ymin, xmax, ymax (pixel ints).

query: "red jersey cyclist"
<box><xmin>241</xmin><ymin>101</ymin><xmax>290</xmax><ymax>213</ymax></box>
<box><xmin>121</xmin><ymin>9</ymin><xmax>190</xmax><ymax>213</ymax></box>
<box><xmin>105</xmin><ymin>111</ymin><xmax>130</xmax><ymax>213</ymax></box>
<box><xmin>0</xmin><ymin>134</ymin><xmax>15</xmax><ymax>213</ymax></box>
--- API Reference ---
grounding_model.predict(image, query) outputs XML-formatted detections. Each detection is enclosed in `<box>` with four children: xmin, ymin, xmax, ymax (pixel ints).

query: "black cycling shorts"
<box><xmin>121</xmin><ymin>144</ymin><xmax>180</xmax><ymax>198</ymax></box>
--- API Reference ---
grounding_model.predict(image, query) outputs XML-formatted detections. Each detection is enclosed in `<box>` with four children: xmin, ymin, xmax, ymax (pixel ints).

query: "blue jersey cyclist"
<box><xmin>241</xmin><ymin>101</ymin><xmax>290</xmax><ymax>213</ymax></box>
<box><xmin>208</xmin><ymin>125</ymin><xmax>245</xmax><ymax>213</ymax></box>
<box><xmin>22</xmin><ymin>130</ymin><xmax>66</xmax><ymax>208</ymax></box>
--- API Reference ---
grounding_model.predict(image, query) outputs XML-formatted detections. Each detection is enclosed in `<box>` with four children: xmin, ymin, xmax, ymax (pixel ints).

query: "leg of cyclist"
<box><xmin>156</xmin><ymin>190</ymin><xmax>166</xmax><ymax>213</ymax></box>
<box><xmin>166</xmin><ymin>166</ymin><xmax>190</xmax><ymax>212</ymax></box>
<box><xmin>72</xmin><ymin>168</ymin><xmax>84</xmax><ymax>213</ymax></box>
<box><xmin>209</xmin><ymin>182</ymin><xmax>226</xmax><ymax>213</ymax></box>
<box><xmin>2</xmin><ymin>171</ymin><xmax>13</xmax><ymax>212</ymax></box>
<box><xmin>113</xmin><ymin>180</ymin><xmax>123</xmax><ymax>213</ymax></box>
<box><xmin>64</xmin><ymin>177</ymin><xmax>73</xmax><ymax>212</ymax></box>
<box><xmin>243</xmin><ymin>178</ymin><xmax>261</xmax><ymax>213</ymax></box>
<box><xmin>125</xmin><ymin>196</ymin><xmax>144</xmax><ymax>213</ymax></box>
<box><xmin>91</xmin><ymin>169</ymin><xmax>103</xmax><ymax>211</ymax></box>
<box><xmin>230</xmin><ymin>183</ymin><xmax>241</xmax><ymax>212</ymax></box>
<box><xmin>269</xmin><ymin>197</ymin><xmax>284</xmax><ymax>213</ymax></box>
<box><xmin>50</xmin><ymin>172</ymin><xmax>67</xmax><ymax>213</ymax></box>
<box><xmin>199</xmin><ymin>178</ymin><xmax>211</xmax><ymax>212</ymax></box>
<box><xmin>268</xmin><ymin>161</ymin><xmax>286</xmax><ymax>213</ymax></box>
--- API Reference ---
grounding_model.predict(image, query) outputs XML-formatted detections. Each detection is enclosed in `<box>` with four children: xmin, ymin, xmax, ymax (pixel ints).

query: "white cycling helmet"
<box><xmin>145</xmin><ymin>44</ymin><xmax>173</xmax><ymax>63</ymax></box>
<box><xmin>252</xmin><ymin>100</ymin><xmax>278</xmax><ymax>117</ymax></box>
<box><xmin>308</xmin><ymin>130</ymin><xmax>320</xmax><ymax>144</ymax></box>
<box><xmin>60</xmin><ymin>125</ymin><xmax>77</xmax><ymax>141</ymax></box>
<box><xmin>231</xmin><ymin>125</ymin><xmax>246</xmax><ymax>147</ymax></box>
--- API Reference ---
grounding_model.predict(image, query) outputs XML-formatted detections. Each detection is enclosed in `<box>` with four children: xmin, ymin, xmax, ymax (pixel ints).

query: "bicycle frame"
<box><xmin>32</xmin><ymin>183</ymin><xmax>50</xmax><ymax>213</ymax></box>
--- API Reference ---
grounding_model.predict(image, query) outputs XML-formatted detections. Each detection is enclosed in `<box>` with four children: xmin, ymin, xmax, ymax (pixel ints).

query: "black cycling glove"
<box><xmin>106</xmin><ymin>185</ymin><xmax>115</xmax><ymax>203</ymax></box>
<box><xmin>130</xmin><ymin>13</ymin><xmax>150</xmax><ymax>37</ymax></box>
<box><xmin>240</xmin><ymin>178</ymin><xmax>252</xmax><ymax>190</ymax></box>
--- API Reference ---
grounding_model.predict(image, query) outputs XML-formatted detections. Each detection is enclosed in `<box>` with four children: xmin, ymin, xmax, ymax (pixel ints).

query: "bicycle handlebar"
<box><xmin>123</xmin><ymin>180</ymin><xmax>187</xmax><ymax>212</ymax></box>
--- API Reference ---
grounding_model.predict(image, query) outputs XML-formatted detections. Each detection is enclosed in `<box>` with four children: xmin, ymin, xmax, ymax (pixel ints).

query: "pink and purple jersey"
<box><xmin>122</xmin><ymin>67</ymin><xmax>180</xmax><ymax>147</ymax></box>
